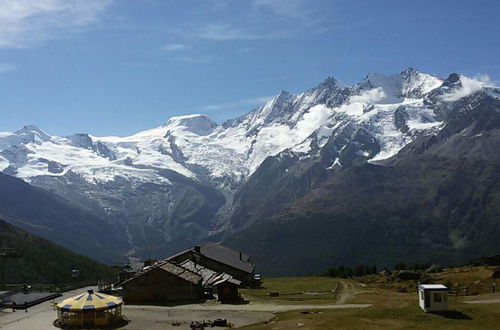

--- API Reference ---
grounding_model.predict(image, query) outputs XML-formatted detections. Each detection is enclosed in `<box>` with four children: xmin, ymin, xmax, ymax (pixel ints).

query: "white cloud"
<box><xmin>210</xmin><ymin>0</ymin><xmax>233</xmax><ymax>12</ymax></box>
<box><xmin>179</xmin><ymin>55</ymin><xmax>213</xmax><ymax>64</ymax></box>
<box><xmin>205</xmin><ymin>95</ymin><xmax>274</xmax><ymax>111</ymax></box>
<box><xmin>440</xmin><ymin>75</ymin><xmax>496</xmax><ymax>102</ymax></box>
<box><xmin>337</xmin><ymin>88</ymin><xmax>386</xmax><ymax>116</ymax></box>
<box><xmin>120</xmin><ymin>62</ymin><xmax>158</xmax><ymax>68</ymax></box>
<box><xmin>295</xmin><ymin>104</ymin><xmax>332</xmax><ymax>139</ymax></box>
<box><xmin>163</xmin><ymin>43</ymin><xmax>188</xmax><ymax>52</ymax></box>
<box><xmin>0</xmin><ymin>0</ymin><xmax>112</xmax><ymax>49</ymax></box>
<box><xmin>0</xmin><ymin>63</ymin><xmax>16</xmax><ymax>73</ymax></box>
<box><xmin>255</xmin><ymin>104</ymin><xmax>333</xmax><ymax>155</ymax></box>
<box><xmin>253</xmin><ymin>0</ymin><xmax>307</xmax><ymax>18</ymax></box>
<box><xmin>179</xmin><ymin>23</ymin><xmax>287</xmax><ymax>41</ymax></box>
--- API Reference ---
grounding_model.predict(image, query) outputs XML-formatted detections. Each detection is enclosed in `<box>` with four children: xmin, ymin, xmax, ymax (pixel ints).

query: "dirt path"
<box><xmin>463</xmin><ymin>298</ymin><xmax>500</xmax><ymax>304</ymax></box>
<box><xmin>126</xmin><ymin>302</ymin><xmax>371</xmax><ymax>313</ymax></box>
<box><xmin>336</xmin><ymin>280</ymin><xmax>371</xmax><ymax>304</ymax></box>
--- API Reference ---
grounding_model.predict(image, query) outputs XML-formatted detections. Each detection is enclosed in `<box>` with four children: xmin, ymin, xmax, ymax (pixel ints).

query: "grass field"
<box><xmin>240</xmin><ymin>276</ymin><xmax>340</xmax><ymax>305</ymax></box>
<box><xmin>240</xmin><ymin>267</ymin><xmax>500</xmax><ymax>329</ymax></box>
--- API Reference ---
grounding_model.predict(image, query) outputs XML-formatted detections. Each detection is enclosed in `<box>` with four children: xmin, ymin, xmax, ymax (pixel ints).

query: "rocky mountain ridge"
<box><xmin>0</xmin><ymin>68</ymin><xmax>498</xmax><ymax>266</ymax></box>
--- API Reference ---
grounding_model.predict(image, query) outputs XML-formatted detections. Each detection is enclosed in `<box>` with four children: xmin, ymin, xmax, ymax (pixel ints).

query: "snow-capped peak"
<box><xmin>355</xmin><ymin>68</ymin><xmax>443</xmax><ymax>103</ymax></box>
<box><xmin>164</xmin><ymin>114</ymin><xmax>218</xmax><ymax>136</ymax></box>
<box><xmin>0</xmin><ymin>68</ymin><xmax>481</xmax><ymax>189</ymax></box>
<box><xmin>315</xmin><ymin>76</ymin><xmax>347</xmax><ymax>91</ymax></box>
<box><xmin>14</xmin><ymin>125</ymin><xmax>52</xmax><ymax>143</ymax></box>
<box><xmin>400</xmin><ymin>68</ymin><xmax>443</xmax><ymax>98</ymax></box>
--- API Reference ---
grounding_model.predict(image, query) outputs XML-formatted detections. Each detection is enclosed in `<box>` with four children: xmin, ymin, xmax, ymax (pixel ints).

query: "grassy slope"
<box><xmin>0</xmin><ymin>172</ymin><xmax>128</xmax><ymax>264</ymax></box>
<box><xmin>240</xmin><ymin>276</ymin><xmax>340</xmax><ymax>305</ymax></box>
<box><xmin>0</xmin><ymin>219</ymin><xmax>114</xmax><ymax>284</ymax></box>
<box><xmin>240</xmin><ymin>268</ymin><xmax>500</xmax><ymax>330</ymax></box>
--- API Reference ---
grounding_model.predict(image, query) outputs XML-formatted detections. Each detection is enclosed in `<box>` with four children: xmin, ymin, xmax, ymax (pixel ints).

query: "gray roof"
<box><xmin>123</xmin><ymin>261</ymin><xmax>202</xmax><ymax>286</ymax></box>
<box><xmin>179</xmin><ymin>260</ymin><xmax>219</xmax><ymax>287</ymax></box>
<box><xmin>211</xmin><ymin>273</ymin><xmax>241</xmax><ymax>286</ymax></box>
<box><xmin>179</xmin><ymin>260</ymin><xmax>241</xmax><ymax>287</ymax></box>
<box><xmin>195</xmin><ymin>242</ymin><xmax>254</xmax><ymax>274</ymax></box>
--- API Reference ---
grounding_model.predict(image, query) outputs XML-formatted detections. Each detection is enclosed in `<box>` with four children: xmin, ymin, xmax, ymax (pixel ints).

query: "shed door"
<box><xmin>424</xmin><ymin>291</ymin><xmax>430</xmax><ymax>308</ymax></box>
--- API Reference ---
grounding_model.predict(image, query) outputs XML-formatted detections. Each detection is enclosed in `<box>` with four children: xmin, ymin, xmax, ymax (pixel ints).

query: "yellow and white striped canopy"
<box><xmin>57</xmin><ymin>290</ymin><xmax>123</xmax><ymax>311</ymax></box>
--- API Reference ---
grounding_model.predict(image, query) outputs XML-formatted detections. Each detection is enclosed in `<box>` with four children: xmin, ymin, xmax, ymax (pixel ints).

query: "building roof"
<box><xmin>122</xmin><ymin>261</ymin><xmax>202</xmax><ymax>286</ymax></box>
<box><xmin>179</xmin><ymin>260</ymin><xmax>241</xmax><ymax>287</ymax></box>
<box><xmin>211</xmin><ymin>273</ymin><xmax>241</xmax><ymax>287</ymax></box>
<box><xmin>57</xmin><ymin>290</ymin><xmax>122</xmax><ymax>311</ymax></box>
<box><xmin>179</xmin><ymin>260</ymin><xmax>219</xmax><ymax>287</ymax></box>
<box><xmin>418</xmin><ymin>284</ymin><xmax>448</xmax><ymax>290</ymax></box>
<box><xmin>158</xmin><ymin>261</ymin><xmax>202</xmax><ymax>284</ymax></box>
<box><xmin>170</xmin><ymin>242</ymin><xmax>254</xmax><ymax>274</ymax></box>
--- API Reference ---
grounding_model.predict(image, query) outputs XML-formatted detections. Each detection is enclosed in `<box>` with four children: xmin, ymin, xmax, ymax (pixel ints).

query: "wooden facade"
<box><xmin>122</xmin><ymin>263</ymin><xmax>202</xmax><ymax>304</ymax></box>
<box><xmin>216</xmin><ymin>281</ymin><xmax>241</xmax><ymax>303</ymax></box>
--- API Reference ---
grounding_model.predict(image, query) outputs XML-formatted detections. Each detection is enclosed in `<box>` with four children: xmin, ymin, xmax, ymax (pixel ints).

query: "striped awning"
<box><xmin>57</xmin><ymin>290</ymin><xmax>123</xmax><ymax>311</ymax></box>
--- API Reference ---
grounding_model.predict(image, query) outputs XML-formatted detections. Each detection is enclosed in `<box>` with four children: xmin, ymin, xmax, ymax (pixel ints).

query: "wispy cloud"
<box><xmin>0</xmin><ymin>0</ymin><xmax>112</xmax><ymax>49</ymax></box>
<box><xmin>210</xmin><ymin>0</ymin><xmax>234</xmax><ymax>12</ymax></box>
<box><xmin>258</xmin><ymin>74</ymin><xmax>300</xmax><ymax>83</ymax></box>
<box><xmin>252</xmin><ymin>0</ymin><xmax>308</xmax><ymax>19</ymax></box>
<box><xmin>0</xmin><ymin>63</ymin><xmax>16</xmax><ymax>73</ymax></box>
<box><xmin>479</xmin><ymin>64</ymin><xmax>500</xmax><ymax>71</ymax></box>
<box><xmin>178</xmin><ymin>23</ymin><xmax>288</xmax><ymax>41</ymax></box>
<box><xmin>179</xmin><ymin>55</ymin><xmax>213</xmax><ymax>64</ymax></box>
<box><xmin>171</xmin><ymin>0</ymin><xmax>336</xmax><ymax>43</ymax></box>
<box><xmin>204</xmin><ymin>95</ymin><xmax>274</xmax><ymax>111</ymax></box>
<box><xmin>120</xmin><ymin>62</ymin><xmax>159</xmax><ymax>68</ymax></box>
<box><xmin>163</xmin><ymin>43</ymin><xmax>188</xmax><ymax>52</ymax></box>
<box><xmin>440</xmin><ymin>74</ymin><xmax>496</xmax><ymax>102</ymax></box>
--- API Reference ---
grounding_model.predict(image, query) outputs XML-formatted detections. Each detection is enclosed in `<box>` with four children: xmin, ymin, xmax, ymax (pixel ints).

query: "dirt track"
<box><xmin>335</xmin><ymin>280</ymin><xmax>372</xmax><ymax>304</ymax></box>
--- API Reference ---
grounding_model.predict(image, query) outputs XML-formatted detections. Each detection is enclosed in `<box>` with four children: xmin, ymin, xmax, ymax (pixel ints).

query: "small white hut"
<box><xmin>418</xmin><ymin>284</ymin><xmax>448</xmax><ymax>312</ymax></box>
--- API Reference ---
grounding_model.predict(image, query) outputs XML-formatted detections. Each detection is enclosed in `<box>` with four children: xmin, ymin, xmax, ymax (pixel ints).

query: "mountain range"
<box><xmin>1</xmin><ymin>68</ymin><xmax>499</xmax><ymax>275</ymax></box>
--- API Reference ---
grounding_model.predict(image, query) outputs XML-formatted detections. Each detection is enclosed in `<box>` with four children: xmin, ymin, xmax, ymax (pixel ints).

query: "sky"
<box><xmin>0</xmin><ymin>0</ymin><xmax>499</xmax><ymax>137</ymax></box>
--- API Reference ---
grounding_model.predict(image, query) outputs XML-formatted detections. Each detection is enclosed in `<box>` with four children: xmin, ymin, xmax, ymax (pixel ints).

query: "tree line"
<box><xmin>324</xmin><ymin>262</ymin><xmax>433</xmax><ymax>278</ymax></box>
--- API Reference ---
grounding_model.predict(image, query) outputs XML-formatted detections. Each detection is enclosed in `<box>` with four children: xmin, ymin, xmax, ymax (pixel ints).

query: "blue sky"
<box><xmin>0</xmin><ymin>0</ymin><xmax>499</xmax><ymax>136</ymax></box>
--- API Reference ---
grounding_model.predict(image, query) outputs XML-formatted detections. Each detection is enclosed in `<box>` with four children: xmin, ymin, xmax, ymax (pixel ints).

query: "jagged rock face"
<box><xmin>0</xmin><ymin>68</ymin><xmax>498</xmax><ymax>264</ymax></box>
<box><xmin>224</xmin><ymin>94</ymin><xmax>500</xmax><ymax>276</ymax></box>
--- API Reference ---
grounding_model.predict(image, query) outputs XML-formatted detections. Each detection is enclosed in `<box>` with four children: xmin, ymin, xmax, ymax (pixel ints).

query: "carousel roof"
<box><xmin>57</xmin><ymin>290</ymin><xmax>122</xmax><ymax>311</ymax></box>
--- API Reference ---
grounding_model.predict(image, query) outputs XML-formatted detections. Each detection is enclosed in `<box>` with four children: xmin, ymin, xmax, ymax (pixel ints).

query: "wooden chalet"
<box><xmin>179</xmin><ymin>260</ymin><xmax>242</xmax><ymax>303</ymax></box>
<box><xmin>168</xmin><ymin>242</ymin><xmax>256</xmax><ymax>287</ymax></box>
<box><xmin>121</xmin><ymin>261</ymin><xmax>202</xmax><ymax>304</ymax></box>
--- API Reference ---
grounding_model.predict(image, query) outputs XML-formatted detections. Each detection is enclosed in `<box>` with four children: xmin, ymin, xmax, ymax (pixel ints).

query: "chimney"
<box><xmin>194</xmin><ymin>245</ymin><xmax>201</xmax><ymax>253</ymax></box>
<box><xmin>239</xmin><ymin>251</ymin><xmax>242</xmax><ymax>260</ymax></box>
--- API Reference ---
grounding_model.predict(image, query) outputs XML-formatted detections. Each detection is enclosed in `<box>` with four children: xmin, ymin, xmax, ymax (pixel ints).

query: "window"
<box><xmin>433</xmin><ymin>292</ymin><xmax>442</xmax><ymax>302</ymax></box>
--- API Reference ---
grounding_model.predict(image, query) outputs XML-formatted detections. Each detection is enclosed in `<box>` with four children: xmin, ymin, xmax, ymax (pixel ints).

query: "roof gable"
<box><xmin>123</xmin><ymin>261</ymin><xmax>202</xmax><ymax>286</ymax></box>
<box><xmin>198</xmin><ymin>242</ymin><xmax>254</xmax><ymax>273</ymax></box>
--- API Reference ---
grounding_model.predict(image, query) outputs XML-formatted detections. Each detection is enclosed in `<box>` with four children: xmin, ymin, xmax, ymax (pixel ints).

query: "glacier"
<box><xmin>1</xmin><ymin>68</ymin><xmax>498</xmax><ymax>262</ymax></box>
<box><xmin>1</xmin><ymin>68</ymin><xmax>496</xmax><ymax>188</ymax></box>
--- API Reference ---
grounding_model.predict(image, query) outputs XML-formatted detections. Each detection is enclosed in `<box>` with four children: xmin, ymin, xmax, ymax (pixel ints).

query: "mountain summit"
<box><xmin>0</xmin><ymin>69</ymin><xmax>498</xmax><ymax>270</ymax></box>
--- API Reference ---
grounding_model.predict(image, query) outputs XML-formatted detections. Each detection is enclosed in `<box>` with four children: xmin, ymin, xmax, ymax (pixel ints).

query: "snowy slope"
<box><xmin>1</xmin><ymin>68</ymin><xmax>498</xmax><ymax>263</ymax></box>
<box><xmin>1</xmin><ymin>69</ymin><xmax>495</xmax><ymax>189</ymax></box>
